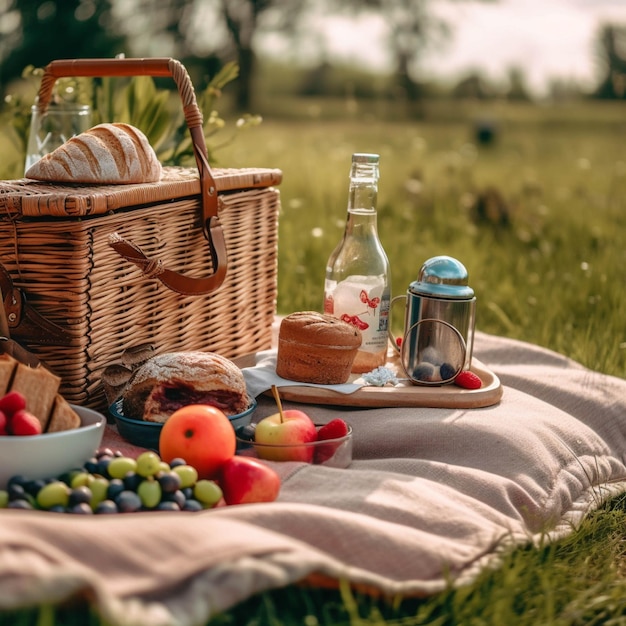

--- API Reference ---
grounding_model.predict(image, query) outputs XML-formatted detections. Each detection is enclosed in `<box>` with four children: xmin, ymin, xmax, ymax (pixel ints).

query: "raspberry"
<box><xmin>0</xmin><ymin>391</ymin><xmax>27</xmax><ymax>417</ymax></box>
<box><xmin>454</xmin><ymin>370</ymin><xmax>482</xmax><ymax>390</ymax></box>
<box><xmin>317</xmin><ymin>418</ymin><xmax>349</xmax><ymax>441</ymax></box>
<box><xmin>314</xmin><ymin>419</ymin><xmax>350</xmax><ymax>465</ymax></box>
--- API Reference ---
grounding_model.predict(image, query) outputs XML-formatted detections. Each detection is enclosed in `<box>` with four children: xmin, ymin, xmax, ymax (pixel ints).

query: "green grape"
<box><xmin>107</xmin><ymin>456</ymin><xmax>137</xmax><ymax>479</ymax></box>
<box><xmin>159</xmin><ymin>461</ymin><xmax>170</xmax><ymax>474</ymax></box>
<box><xmin>172</xmin><ymin>464</ymin><xmax>198</xmax><ymax>489</ymax></box>
<box><xmin>0</xmin><ymin>490</ymin><xmax>8</xmax><ymax>508</ymax></box>
<box><xmin>36</xmin><ymin>481</ymin><xmax>70</xmax><ymax>509</ymax></box>
<box><xmin>89</xmin><ymin>477</ymin><xmax>110</xmax><ymax>509</ymax></box>
<box><xmin>70</xmin><ymin>471</ymin><xmax>93</xmax><ymax>489</ymax></box>
<box><xmin>136</xmin><ymin>451</ymin><xmax>162</xmax><ymax>478</ymax></box>
<box><xmin>137</xmin><ymin>479</ymin><xmax>162</xmax><ymax>509</ymax></box>
<box><xmin>193</xmin><ymin>480</ymin><xmax>223</xmax><ymax>508</ymax></box>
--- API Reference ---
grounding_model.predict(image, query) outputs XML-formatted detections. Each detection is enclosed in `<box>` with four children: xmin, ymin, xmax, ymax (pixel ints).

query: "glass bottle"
<box><xmin>324</xmin><ymin>153</ymin><xmax>391</xmax><ymax>373</ymax></box>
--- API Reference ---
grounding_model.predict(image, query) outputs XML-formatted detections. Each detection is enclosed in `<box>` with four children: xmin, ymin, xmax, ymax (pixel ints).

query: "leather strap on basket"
<box><xmin>0</xmin><ymin>262</ymin><xmax>72</xmax><ymax>348</ymax></box>
<box><xmin>36</xmin><ymin>57</ymin><xmax>227</xmax><ymax>295</ymax></box>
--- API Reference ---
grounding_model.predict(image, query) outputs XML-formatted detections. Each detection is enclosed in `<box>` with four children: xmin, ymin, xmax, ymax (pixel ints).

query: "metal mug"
<box><xmin>389</xmin><ymin>256</ymin><xmax>476</xmax><ymax>385</ymax></box>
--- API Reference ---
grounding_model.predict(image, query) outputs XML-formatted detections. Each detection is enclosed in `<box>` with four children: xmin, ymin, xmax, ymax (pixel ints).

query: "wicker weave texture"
<box><xmin>0</xmin><ymin>185</ymin><xmax>280</xmax><ymax>411</ymax></box>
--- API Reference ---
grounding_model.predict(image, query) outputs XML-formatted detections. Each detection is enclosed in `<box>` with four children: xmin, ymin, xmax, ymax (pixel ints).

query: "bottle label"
<box><xmin>324</xmin><ymin>275</ymin><xmax>389</xmax><ymax>353</ymax></box>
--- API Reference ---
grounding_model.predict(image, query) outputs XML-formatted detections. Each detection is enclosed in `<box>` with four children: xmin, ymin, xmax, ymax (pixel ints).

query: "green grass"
<box><xmin>2</xmin><ymin>98</ymin><xmax>626</xmax><ymax>624</ymax></box>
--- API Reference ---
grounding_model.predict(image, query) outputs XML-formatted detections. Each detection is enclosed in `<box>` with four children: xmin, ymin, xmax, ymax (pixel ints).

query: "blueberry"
<box><xmin>412</xmin><ymin>362</ymin><xmax>435</xmax><ymax>381</ymax></box>
<box><xmin>439</xmin><ymin>362</ymin><xmax>457</xmax><ymax>381</ymax></box>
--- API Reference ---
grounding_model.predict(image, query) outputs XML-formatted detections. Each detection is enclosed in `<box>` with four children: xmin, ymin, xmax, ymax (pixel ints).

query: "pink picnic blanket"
<box><xmin>1</xmin><ymin>330</ymin><xmax>625</xmax><ymax>626</ymax></box>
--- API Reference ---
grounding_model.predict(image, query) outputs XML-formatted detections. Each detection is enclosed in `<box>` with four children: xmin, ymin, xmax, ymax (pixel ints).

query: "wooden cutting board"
<box><xmin>234</xmin><ymin>351</ymin><xmax>503</xmax><ymax>410</ymax></box>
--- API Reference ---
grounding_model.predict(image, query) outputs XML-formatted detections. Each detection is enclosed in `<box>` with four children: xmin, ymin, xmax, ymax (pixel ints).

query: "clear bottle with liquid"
<box><xmin>324</xmin><ymin>153</ymin><xmax>391</xmax><ymax>373</ymax></box>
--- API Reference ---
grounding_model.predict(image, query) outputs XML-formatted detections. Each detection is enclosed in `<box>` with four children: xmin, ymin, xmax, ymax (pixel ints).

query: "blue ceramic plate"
<box><xmin>109</xmin><ymin>397</ymin><xmax>257</xmax><ymax>451</ymax></box>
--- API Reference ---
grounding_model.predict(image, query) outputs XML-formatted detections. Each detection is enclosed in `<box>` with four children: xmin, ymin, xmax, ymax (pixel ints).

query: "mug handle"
<box><xmin>387</xmin><ymin>294</ymin><xmax>407</xmax><ymax>354</ymax></box>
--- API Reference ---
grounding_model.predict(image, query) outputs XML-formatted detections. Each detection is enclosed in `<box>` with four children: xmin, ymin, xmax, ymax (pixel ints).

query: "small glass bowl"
<box><xmin>109</xmin><ymin>398</ymin><xmax>257</xmax><ymax>451</ymax></box>
<box><xmin>236</xmin><ymin>423</ymin><xmax>353</xmax><ymax>468</ymax></box>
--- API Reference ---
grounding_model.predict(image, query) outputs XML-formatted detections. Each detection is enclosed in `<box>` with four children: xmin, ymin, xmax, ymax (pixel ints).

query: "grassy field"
<box><xmin>2</xmin><ymin>97</ymin><xmax>626</xmax><ymax>624</ymax></box>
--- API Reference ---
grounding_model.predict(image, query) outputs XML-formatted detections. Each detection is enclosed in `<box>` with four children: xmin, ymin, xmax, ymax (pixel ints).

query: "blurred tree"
<box><xmin>0</xmin><ymin>0</ymin><xmax>126</xmax><ymax>94</ymax></box>
<box><xmin>593</xmin><ymin>23</ymin><xmax>626</xmax><ymax>99</ymax></box>
<box><xmin>123</xmin><ymin>0</ymin><xmax>305</xmax><ymax>111</ymax></box>
<box><xmin>321</xmin><ymin>0</ymin><xmax>496</xmax><ymax>116</ymax></box>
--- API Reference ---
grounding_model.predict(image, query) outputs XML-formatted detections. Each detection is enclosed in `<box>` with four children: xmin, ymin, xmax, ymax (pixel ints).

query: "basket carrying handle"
<box><xmin>37</xmin><ymin>57</ymin><xmax>227</xmax><ymax>296</ymax></box>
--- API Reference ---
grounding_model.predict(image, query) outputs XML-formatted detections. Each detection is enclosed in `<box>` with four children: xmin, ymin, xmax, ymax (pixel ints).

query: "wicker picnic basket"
<box><xmin>0</xmin><ymin>58</ymin><xmax>281</xmax><ymax>411</ymax></box>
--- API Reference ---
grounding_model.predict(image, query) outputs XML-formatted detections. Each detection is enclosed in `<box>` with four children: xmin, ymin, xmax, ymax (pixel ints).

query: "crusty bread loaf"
<box><xmin>25</xmin><ymin>122</ymin><xmax>162</xmax><ymax>184</ymax></box>
<box><xmin>276</xmin><ymin>311</ymin><xmax>362</xmax><ymax>385</ymax></box>
<box><xmin>121</xmin><ymin>351</ymin><xmax>249</xmax><ymax>423</ymax></box>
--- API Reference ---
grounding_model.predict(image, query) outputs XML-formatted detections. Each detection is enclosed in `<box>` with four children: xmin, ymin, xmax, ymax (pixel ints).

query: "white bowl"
<box><xmin>0</xmin><ymin>405</ymin><xmax>106</xmax><ymax>489</ymax></box>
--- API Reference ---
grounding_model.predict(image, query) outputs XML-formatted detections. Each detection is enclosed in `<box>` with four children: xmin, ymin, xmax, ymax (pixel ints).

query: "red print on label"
<box><xmin>341</xmin><ymin>313</ymin><xmax>369</xmax><ymax>331</ymax></box>
<box><xmin>360</xmin><ymin>290</ymin><xmax>380</xmax><ymax>310</ymax></box>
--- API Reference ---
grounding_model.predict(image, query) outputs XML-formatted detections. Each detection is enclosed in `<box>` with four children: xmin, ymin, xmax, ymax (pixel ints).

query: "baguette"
<box><xmin>25</xmin><ymin>122</ymin><xmax>162</xmax><ymax>184</ymax></box>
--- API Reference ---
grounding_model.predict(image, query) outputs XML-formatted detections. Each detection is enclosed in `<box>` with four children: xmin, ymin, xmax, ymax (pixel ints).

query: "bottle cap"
<box><xmin>352</xmin><ymin>153</ymin><xmax>379</xmax><ymax>164</ymax></box>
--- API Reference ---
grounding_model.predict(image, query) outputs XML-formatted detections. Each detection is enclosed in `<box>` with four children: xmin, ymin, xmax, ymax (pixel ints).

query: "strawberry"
<box><xmin>314</xmin><ymin>419</ymin><xmax>350</xmax><ymax>465</ymax></box>
<box><xmin>454</xmin><ymin>370</ymin><xmax>482</xmax><ymax>390</ymax></box>
<box><xmin>10</xmin><ymin>409</ymin><xmax>43</xmax><ymax>436</ymax></box>
<box><xmin>0</xmin><ymin>410</ymin><xmax>7</xmax><ymax>436</ymax></box>
<box><xmin>0</xmin><ymin>391</ymin><xmax>27</xmax><ymax>417</ymax></box>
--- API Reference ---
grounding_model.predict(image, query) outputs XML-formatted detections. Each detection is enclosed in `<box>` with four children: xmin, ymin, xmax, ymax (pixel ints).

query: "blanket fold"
<box><xmin>1</xmin><ymin>330</ymin><xmax>625</xmax><ymax>626</ymax></box>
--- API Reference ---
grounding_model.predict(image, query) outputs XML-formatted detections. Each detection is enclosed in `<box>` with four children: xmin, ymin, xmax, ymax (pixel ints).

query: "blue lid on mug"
<box><xmin>409</xmin><ymin>255</ymin><xmax>475</xmax><ymax>299</ymax></box>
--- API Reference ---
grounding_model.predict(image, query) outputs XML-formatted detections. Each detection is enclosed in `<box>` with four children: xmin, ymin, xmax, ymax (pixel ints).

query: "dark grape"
<box><xmin>84</xmin><ymin>457</ymin><xmax>99</xmax><ymax>474</ymax></box>
<box><xmin>156</xmin><ymin>501</ymin><xmax>180</xmax><ymax>512</ymax></box>
<box><xmin>182</xmin><ymin>499</ymin><xmax>204</xmax><ymax>512</ymax></box>
<box><xmin>158</xmin><ymin>471</ymin><xmax>182</xmax><ymax>494</ymax></box>
<box><xmin>106</xmin><ymin>478</ymin><xmax>125</xmax><ymax>501</ymax></box>
<box><xmin>168</xmin><ymin>457</ymin><xmax>187</xmax><ymax>468</ymax></box>
<box><xmin>97</xmin><ymin>448</ymin><xmax>114</xmax><ymax>459</ymax></box>
<box><xmin>8</xmin><ymin>483</ymin><xmax>26</xmax><ymax>501</ymax></box>
<box><xmin>48</xmin><ymin>505</ymin><xmax>66</xmax><ymax>513</ymax></box>
<box><xmin>24</xmin><ymin>479</ymin><xmax>46</xmax><ymax>497</ymax></box>
<box><xmin>68</xmin><ymin>502</ymin><xmax>93</xmax><ymax>515</ymax></box>
<box><xmin>8</xmin><ymin>499</ymin><xmax>33</xmax><ymax>510</ymax></box>
<box><xmin>115</xmin><ymin>490</ymin><xmax>142</xmax><ymax>513</ymax></box>
<box><xmin>94</xmin><ymin>500</ymin><xmax>118</xmax><ymax>515</ymax></box>
<box><xmin>181</xmin><ymin>486</ymin><xmax>194</xmax><ymax>500</ymax></box>
<box><xmin>68</xmin><ymin>486</ymin><xmax>92</xmax><ymax>507</ymax></box>
<box><xmin>96</xmin><ymin>456</ymin><xmax>113</xmax><ymax>478</ymax></box>
<box><xmin>123</xmin><ymin>472</ymin><xmax>143</xmax><ymax>492</ymax></box>
<box><xmin>7</xmin><ymin>475</ymin><xmax>28</xmax><ymax>489</ymax></box>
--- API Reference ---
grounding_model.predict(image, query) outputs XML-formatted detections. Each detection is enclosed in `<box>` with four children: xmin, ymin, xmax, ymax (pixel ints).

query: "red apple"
<box><xmin>254</xmin><ymin>408</ymin><xmax>318</xmax><ymax>462</ymax></box>
<box><xmin>0</xmin><ymin>410</ymin><xmax>8</xmax><ymax>436</ymax></box>
<box><xmin>159</xmin><ymin>405</ymin><xmax>236</xmax><ymax>479</ymax></box>
<box><xmin>219</xmin><ymin>456</ymin><xmax>280</xmax><ymax>505</ymax></box>
<box><xmin>10</xmin><ymin>409</ymin><xmax>43</xmax><ymax>436</ymax></box>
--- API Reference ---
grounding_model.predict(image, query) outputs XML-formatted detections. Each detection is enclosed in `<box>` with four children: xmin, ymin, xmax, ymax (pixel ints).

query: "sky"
<box><xmin>288</xmin><ymin>0</ymin><xmax>626</xmax><ymax>96</ymax></box>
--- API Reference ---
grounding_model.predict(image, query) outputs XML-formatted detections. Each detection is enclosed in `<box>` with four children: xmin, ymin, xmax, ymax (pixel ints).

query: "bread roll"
<box><xmin>121</xmin><ymin>351</ymin><xmax>249</xmax><ymax>423</ymax></box>
<box><xmin>25</xmin><ymin>122</ymin><xmax>162</xmax><ymax>184</ymax></box>
<box><xmin>276</xmin><ymin>311</ymin><xmax>362</xmax><ymax>385</ymax></box>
